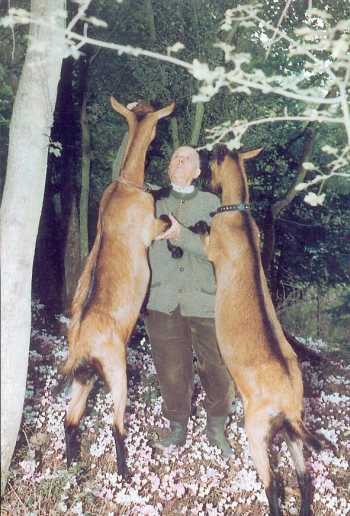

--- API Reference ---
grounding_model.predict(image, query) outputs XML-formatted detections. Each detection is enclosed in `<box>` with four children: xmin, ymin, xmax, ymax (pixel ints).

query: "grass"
<box><xmin>1</xmin><ymin>302</ymin><xmax>349</xmax><ymax>515</ymax></box>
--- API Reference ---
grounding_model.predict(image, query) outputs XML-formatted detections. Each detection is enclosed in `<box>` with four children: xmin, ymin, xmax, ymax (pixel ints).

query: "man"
<box><xmin>145</xmin><ymin>145</ymin><xmax>235</xmax><ymax>456</ymax></box>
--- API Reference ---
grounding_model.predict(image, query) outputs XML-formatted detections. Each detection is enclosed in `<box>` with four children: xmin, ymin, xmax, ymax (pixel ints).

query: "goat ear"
<box><xmin>110</xmin><ymin>96</ymin><xmax>136</xmax><ymax>123</ymax></box>
<box><xmin>154</xmin><ymin>101</ymin><xmax>176</xmax><ymax>120</ymax></box>
<box><xmin>239</xmin><ymin>148</ymin><xmax>263</xmax><ymax>161</ymax></box>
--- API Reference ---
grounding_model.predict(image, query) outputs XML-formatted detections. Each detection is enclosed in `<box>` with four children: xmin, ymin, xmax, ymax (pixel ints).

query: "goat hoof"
<box><xmin>159</xmin><ymin>214</ymin><xmax>171</xmax><ymax>227</ymax></box>
<box><xmin>117</xmin><ymin>464</ymin><xmax>130</xmax><ymax>481</ymax></box>
<box><xmin>65</xmin><ymin>424</ymin><xmax>80</xmax><ymax>467</ymax></box>
<box><xmin>266</xmin><ymin>478</ymin><xmax>282</xmax><ymax>516</ymax></box>
<box><xmin>191</xmin><ymin>220</ymin><xmax>210</xmax><ymax>234</ymax></box>
<box><xmin>170</xmin><ymin>246</ymin><xmax>183</xmax><ymax>258</ymax></box>
<box><xmin>167</xmin><ymin>240</ymin><xmax>183</xmax><ymax>258</ymax></box>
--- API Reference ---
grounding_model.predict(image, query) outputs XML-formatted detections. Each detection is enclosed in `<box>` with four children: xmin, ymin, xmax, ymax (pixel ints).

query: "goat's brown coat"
<box><xmin>206</xmin><ymin>148</ymin><xmax>326</xmax><ymax>516</ymax></box>
<box><xmin>62</xmin><ymin>98</ymin><xmax>174</xmax><ymax>476</ymax></box>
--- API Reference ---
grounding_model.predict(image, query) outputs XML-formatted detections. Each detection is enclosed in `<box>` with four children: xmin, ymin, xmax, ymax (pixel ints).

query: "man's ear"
<box><xmin>194</xmin><ymin>167</ymin><xmax>201</xmax><ymax>179</ymax></box>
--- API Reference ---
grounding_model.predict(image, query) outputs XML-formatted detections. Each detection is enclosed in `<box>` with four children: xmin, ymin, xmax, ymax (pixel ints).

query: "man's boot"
<box><xmin>153</xmin><ymin>421</ymin><xmax>187</xmax><ymax>450</ymax></box>
<box><xmin>206</xmin><ymin>415</ymin><xmax>233</xmax><ymax>457</ymax></box>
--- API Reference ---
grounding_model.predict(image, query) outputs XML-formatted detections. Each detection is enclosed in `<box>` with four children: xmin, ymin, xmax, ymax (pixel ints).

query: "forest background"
<box><xmin>1</xmin><ymin>0</ymin><xmax>349</xmax><ymax>345</ymax></box>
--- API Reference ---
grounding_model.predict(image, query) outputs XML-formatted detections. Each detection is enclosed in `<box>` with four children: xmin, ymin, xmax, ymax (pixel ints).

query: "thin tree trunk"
<box><xmin>261</xmin><ymin>86</ymin><xmax>338</xmax><ymax>280</ymax></box>
<box><xmin>190</xmin><ymin>102</ymin><xmax>205</xmax><ymax>146</ymax></box>
<box><xmin>33</xmin><ymin>170</ymin><xmax>63</xmax><ymax>312</ymax></box>
<box><xmin>170</xmin><ymin>117</ymin><xmax>180</xmax><ymax>150</ymax></box>
<box><xmin>64</xmin><ymin>196</ymin><xmax>81</xmax><ymax>306</ymax></box>
<box><xmin>55</xmin><ymin>57</ymin><xmax>79</xmax><ymax>308</ymax></box>
<box><xmin>317</xmin><ymin>285</ymin><xmax>321</xmax><ymax>338</ymax></box>
<box><xmin>79</xmin><ymin>56</ymin><xmax>91</xmax><ymax>262</ymax></box>
<box><xmin>189</xmin><ymin>0</ymin><xmax>205</xmax><ymax>148</ymax></box>
<box><xmin>79</xmin><ymin>89</ymin><xmax>90</xmax><ymax>261</ymax></box>
<box><xmin>144</xmin><ymin>0</ymin><xmax>156</xmax><ymax>42</ymax></box>
<box><xmin>262</xmin><ymin>127</ymin><xmax>316</xmax><ymax>278</ymax></box>
<box><xmin>0</xmin><ymin>0</ymin><xmax>65</xmax><ymax>495</ymax></box>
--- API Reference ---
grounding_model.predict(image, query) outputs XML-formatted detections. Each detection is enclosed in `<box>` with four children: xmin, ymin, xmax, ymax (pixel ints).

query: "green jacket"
<box><xmin>147</xmin><ymin>187</ymin><xmax>220</xmax><ymax>317</ymax></box>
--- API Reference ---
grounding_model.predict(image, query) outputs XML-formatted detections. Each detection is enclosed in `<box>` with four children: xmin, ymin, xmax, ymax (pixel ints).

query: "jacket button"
<box><xmin>179</xmin><ymin>266</ymin><xmax>184</xmax><ymax>272</ymax></box>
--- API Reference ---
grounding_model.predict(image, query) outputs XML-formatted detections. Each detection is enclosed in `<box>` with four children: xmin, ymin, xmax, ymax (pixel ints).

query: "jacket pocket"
<box><xmin>194</xmin><ymin>258</ymin><xmax>216</xmax><ymax>294</ymax></box>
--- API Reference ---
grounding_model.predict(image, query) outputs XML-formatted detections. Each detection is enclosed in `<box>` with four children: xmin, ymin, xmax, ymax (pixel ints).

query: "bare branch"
<box><xmin>265</xmin><ymin>0</ymin><xmax>293</xmax><ymax>58</ymax></box>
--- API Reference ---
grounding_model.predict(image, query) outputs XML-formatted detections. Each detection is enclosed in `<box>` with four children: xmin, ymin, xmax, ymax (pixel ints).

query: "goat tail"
<box><xmin>60</xmin><ymin>321</ymin><xmax>86</xmax><ymax>378</ymax></box>
<box><xmin>284</xmin><ymin>418</ymin><xmax>337</xmax><ymax>455</ymax></box>
<box><xmin>61</xmin><ymin>181</ymin><xmax>118</xmax><ymax>379</ymax></box>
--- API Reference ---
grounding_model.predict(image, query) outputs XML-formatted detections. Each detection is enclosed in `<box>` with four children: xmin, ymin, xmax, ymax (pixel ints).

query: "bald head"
<box><xmin>168</xmin><ymin>146</ymin><xmax>201</xmax><ymax>187</ymax></box>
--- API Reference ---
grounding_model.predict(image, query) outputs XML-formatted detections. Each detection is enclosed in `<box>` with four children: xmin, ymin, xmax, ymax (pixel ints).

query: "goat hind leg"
<box><xmin>65</xmin><ymin>376</ymin><xmax>95</xmax><ymax>466</ymax></box>
<box><xmin>98</xmin><ymin>349</ymin><xmax>128</xmax><ymax>479</ymax></box>
<box><xmin>245</xmin><ymin>412</ymin><xmax>282</xmax><ymax>516</ymax></box>
<box><xmin>284</xmin><ymin>432</ymin><xmax>312</xmax><ymax>516</ymax></box>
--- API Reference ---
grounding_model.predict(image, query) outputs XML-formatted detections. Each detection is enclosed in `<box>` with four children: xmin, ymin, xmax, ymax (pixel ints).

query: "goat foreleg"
<box><xmin>153</xmin><ymin>215</ymin><xmax>171</xmax><ymax>238</ymax></box>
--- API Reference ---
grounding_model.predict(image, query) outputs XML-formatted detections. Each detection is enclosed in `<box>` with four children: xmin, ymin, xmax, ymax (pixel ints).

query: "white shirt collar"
<box><xmin>171</xmin><ymin>183</ymin><xmax>195</xmax><ymax>194</ymax></box>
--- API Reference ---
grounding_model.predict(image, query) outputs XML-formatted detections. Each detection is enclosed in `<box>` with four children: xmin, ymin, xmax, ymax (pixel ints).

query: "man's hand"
<box><xmin>155</xmin><ymin>214</ymin><xmax>182</xmax><ymax>241</ymax></box>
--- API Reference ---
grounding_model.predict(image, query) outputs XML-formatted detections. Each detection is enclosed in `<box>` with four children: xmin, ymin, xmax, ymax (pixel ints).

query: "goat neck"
<box><xmin>111</xmin><ymin>97</ymin><xmax>175</xmax><ymax>187</ymax></box>
<box><xmin>220</xmin><ymin>153</ymin><xmax>250</xmax><ymax>206</ymax></box>
<box><xmin>119</xmin><ymin>117</ymin><xmax>156</xmax><ymax>187</ymax></box>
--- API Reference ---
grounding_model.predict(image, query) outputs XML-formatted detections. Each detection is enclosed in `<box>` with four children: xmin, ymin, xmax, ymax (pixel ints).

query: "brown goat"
<box><xmin>62</xmin><ymin>97</ymin><xmax>175</xmax><ymax>477</ymax></box>
<box><xmin>206</xmin><ymin>146</ymin><xmax>331</xmax><ymax>516</ymax></box>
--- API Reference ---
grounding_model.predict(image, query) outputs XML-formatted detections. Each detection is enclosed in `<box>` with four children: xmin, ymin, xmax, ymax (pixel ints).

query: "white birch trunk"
<box><xmin>0</xmin><ymin>0</ymin><xmax>66</xmax><ymax>495</ymax></box>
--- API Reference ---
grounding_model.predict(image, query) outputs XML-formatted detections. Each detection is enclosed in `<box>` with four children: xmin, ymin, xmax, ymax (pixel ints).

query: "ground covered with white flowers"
<box><xmin>2</xmin><ymin>303</ymin><xmax>350</xmax><ymax>515</ymax></box>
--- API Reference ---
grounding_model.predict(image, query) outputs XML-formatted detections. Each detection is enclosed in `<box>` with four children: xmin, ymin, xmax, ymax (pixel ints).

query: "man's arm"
<box><xmin>156</xmin><ymin>195</ymin><xmax>220</xmax><ymax>257</ymax></box>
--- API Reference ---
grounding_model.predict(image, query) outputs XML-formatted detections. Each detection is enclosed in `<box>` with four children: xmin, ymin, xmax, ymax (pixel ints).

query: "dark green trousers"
<box><xmin>145</xmin><ymin>306</ymin><xmax>235</xmax><ymax>423</ymax></box>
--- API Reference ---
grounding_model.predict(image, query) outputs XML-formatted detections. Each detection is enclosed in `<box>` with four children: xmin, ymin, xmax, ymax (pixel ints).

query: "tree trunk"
<box><xmin>262</xmin><ymin>127</ymin><xmax>316</xmax><ymax>280</ymax></box>
<box><xmin>170</xmin><ymin>117</ymin><xmax>180</xmax><ymax>150</ymax></box>
<box><xmin>32</xmin><ymin>167</ymin><xmax>63</xmax><ymax>312</ymax></box>
<box><xmin>261</xmin><ymin>87</ymin><xmax>337</xmax><ymax>283</ymax></box>
<box><xmin>64</xmin><ymin>196</ymin><xmax>81</xmax><ymax>307</ymax></box>
<box><xmin>144</xmin><ymin>0</ymin><xmax>156</xmax><ymax>42</ymax></box>
<box><xmin>190</xmin><ymin>102</ymin><xmax>205</xmax><ymax>146</ymax></box>
<box><xmin>79</xmin><ymin>57</ymin><xmax>91</xmax><ymax>262</ymax></box>
<box><xmin>79</xmin><ymin>93</ymin><xmax>90</xmax><ymax>262</ymax></box>
<box><xmin>54</xmin><ymin>57</ymin><xmax>80</xmax><ymax>308</ymax></box>
<box><xmin>0</xmin><ymin>0</ymin><xmax>65</xmax><ymax>495</ymax></box>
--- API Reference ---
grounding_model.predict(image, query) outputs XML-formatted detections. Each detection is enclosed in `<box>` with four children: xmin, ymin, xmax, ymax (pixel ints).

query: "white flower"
<box><xmin>71</xmin><ymin>501</ymin><xmax>84</xmax><ymax>515</ymax></box>
<box><xmin>304</xmin><ymin>192</ymin><xmax>326</xmax><ymax>206</ymax></box>
<box><xmin>167</xmin><ymin>42</ymin><xmax>185</xmax><ymax>54</ymax></box>
<box><xmin>321</xmin><ymin>145</ymin><xmax>338</xmax><ymax>155</ymax></box>
<box><xmin>303</xmin><ymin>161</ymin><xmax>317</xmax><ymax>171</ymax></box>
<box><xmin>295</xmin><ymin>182</ymin><xmax>308</xmax><ymax>191</ymax></box>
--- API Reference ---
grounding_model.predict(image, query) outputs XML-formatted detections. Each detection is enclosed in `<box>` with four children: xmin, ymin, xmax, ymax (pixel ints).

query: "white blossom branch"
<box><xmin>66</xmin><ymin>0</ymin><xmax>92</xmax><ymax>33</ymax></box>
<box><xmin>224</xmin><ymin>77</ymin><xmax>340</xmax><ymax>105</ymax></box>
<box><xmin>2</xmin><ymin>2</ymin><xmax>349</xmax><ymax>200</ymax></box>
<box><xmin>205</xmin><ymin>115</ymin><xmax>343</xmax><ymax>150</ymax></box>
<box><xmin>338</xmin><ymin>84</ymin><xmax>350</xmax><ymax>144</ymax></box>
<box><xmin>67</xmin><ymin>31</ymin><xmax>341</xmax><ymax>107</ymax></box>
<box><xmin>65</xmin><ymin>29</ymin><xmax>193</xmax><ymax>71</ymax></box>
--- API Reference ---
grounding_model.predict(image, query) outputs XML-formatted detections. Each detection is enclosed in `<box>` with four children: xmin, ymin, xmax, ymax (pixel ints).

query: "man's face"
<box><xmin>168</xmin><ymin>146</ymin><xmax>201</xmax><ymax>187</ymax></box>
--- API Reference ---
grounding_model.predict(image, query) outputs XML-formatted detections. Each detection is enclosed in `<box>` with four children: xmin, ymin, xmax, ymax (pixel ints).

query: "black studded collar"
<box><xmin>210</xmin><ymin>203</ymin><xmax>250</xmax><ymax>217</ymax></box>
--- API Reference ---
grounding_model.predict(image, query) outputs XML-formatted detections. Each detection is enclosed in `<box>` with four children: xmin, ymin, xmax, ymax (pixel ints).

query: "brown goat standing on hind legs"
<box><xmin>61</xmin><ymin>97</ymin><xmax>175</xmax><ymax>478</ymax></box>
<box><xmin>205</xmin><ymin>145</ymin><xmax>335</xmax><ymax>516</ymax></box>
